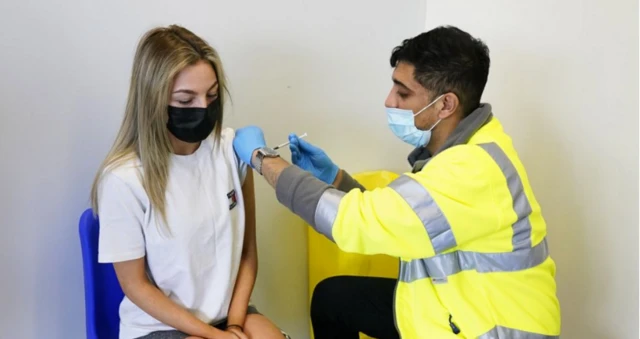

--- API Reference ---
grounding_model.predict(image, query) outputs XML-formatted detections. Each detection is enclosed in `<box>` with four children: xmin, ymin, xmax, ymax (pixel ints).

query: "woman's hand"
<box><xmin>114</xmin><ymin>258</ymin><xmax>230</xmax><ymax>339</ymax></box>
<box><xmin>226</xmin><ymin>328</ymin><xmax>249</xmax><ymax>339</ymax></box>
<box><xmin>200</xmin><ymin>330</ymin><xmax>241</xmax><ymax>339</ymax></box>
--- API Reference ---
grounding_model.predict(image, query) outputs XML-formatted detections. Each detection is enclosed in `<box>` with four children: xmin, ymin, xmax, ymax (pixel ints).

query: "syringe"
<box><xmin>273</xmin><ymin>132</ymin><xmax>308</xmax><ymax>150</ymax></box>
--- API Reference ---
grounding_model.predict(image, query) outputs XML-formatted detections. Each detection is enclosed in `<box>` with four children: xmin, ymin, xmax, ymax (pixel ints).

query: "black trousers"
<box><xmin>310</xmin><ymin>276</ymin><xmax>400</xmax><ymax>339</ymax></box>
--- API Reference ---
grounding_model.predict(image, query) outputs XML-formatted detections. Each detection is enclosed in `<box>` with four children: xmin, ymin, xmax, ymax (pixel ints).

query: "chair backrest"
<box><xmin>79</xmin><ymin>208</ymin><xmax>124</xmax><ymax>339</ymax></box>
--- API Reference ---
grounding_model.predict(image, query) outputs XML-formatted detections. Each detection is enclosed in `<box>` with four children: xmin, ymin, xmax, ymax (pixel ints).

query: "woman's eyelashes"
<box><xmin>173</xmin><ymin>93</ymin><xmax>218</xmax><ymax>106</ymax></box>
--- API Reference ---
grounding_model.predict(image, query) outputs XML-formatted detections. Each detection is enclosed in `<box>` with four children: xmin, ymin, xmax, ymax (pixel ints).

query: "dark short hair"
<box><xmin>390</xmin><ymin>26</ymin><xmax>490</xmax><ymax>117</ymax></box>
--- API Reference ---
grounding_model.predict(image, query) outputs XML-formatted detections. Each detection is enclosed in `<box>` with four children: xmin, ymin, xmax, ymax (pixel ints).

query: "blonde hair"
<box><xmin>90</xmin><ymin>25</ymin><xmax>229</xmax><ymax>227</ymax></box>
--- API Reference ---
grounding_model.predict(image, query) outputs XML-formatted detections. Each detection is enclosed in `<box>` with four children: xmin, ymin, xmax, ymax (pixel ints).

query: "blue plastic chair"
<box><xmin>79</xmin><ymin>208</ymin><xmax>124</xmax><ymax>339</ymax></box>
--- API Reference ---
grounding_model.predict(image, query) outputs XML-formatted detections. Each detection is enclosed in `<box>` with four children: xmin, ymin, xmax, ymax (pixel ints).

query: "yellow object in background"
<box><xmin>307</xmin><ymin>170</ymin><xmax>400</xmax><ymax>339</ymax></box>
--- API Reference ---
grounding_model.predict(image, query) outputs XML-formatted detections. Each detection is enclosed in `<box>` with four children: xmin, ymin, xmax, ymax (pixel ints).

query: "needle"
<box><xmin>273</xmin><ymin>132</ymin><xmax>307</xmax><ymax>150</ymax></box>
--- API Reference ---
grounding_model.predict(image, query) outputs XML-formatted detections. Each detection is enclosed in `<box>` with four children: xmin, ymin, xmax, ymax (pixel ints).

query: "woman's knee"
<box><xmin>244</xmin><ymin>314</ymin><xmax>285</xmax><ymax>339</ymax></box>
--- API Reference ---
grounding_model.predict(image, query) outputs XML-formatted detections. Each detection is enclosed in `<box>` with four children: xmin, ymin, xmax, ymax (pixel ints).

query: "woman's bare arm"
<box><xmin>114</xmin><ymin>258</ymin><xmax>234</xmax><ymax>339</ymax></box>
<box><xmin>226</xmin><ymin>170</ymin><xmax>258</xmax><ymax>329</ymax></box>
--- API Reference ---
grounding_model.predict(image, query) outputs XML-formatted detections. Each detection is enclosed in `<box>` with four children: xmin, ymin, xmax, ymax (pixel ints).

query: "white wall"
<box><xmin>425</xmin><ymin>1</ymin><xmax>639</xmax><ymax>338</ymax></box>
<box><xmin>0</xmin><ymin>1</ymin><xmax>425</xmax><ymax>338</ymax></box>
<box><xmin>4</xmin><ymin>1</ymin><xmax>636</xmax><ymax>338</ymax></box>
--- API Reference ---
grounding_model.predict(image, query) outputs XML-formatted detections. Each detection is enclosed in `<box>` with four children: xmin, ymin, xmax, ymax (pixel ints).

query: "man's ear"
<box><xmin>437</xmin><ymin>92</ymin><xmax>460</xmax><ymax>119</ymax></box>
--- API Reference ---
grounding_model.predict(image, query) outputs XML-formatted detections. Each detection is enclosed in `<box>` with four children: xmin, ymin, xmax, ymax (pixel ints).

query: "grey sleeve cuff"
<box><xmin>336</xmin><ymin>170</ymin><xmax>366</xmax><ymax>193</ymax></box>
<box><xmin>276</xmin><ymin>166</ymin><xmax>332</xmax><ymax>227</ymax></box>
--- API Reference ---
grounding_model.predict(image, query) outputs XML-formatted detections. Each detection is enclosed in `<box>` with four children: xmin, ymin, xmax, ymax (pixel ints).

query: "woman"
<box><xmin>91</xmin><ymin>25</ymin><xmax>287</xmax><ymax>339</ymax></box>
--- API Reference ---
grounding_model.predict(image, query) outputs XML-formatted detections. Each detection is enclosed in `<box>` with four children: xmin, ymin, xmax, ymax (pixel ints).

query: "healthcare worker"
<box><xmin>233</xmin><ymin>26</ymin><xmax>561</xmax><ymax>338</ymax></box>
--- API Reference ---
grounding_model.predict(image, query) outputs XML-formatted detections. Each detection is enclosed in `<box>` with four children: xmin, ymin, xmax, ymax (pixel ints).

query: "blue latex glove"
<box><xmin>233</xmin><ymin>126</ymin><xmax>267</xmax><ymax>167</ymax></box>
<box><xmin>288</xmin><ymin>133</ymin><xmax>339</xmax><ymax>184</ymax></box>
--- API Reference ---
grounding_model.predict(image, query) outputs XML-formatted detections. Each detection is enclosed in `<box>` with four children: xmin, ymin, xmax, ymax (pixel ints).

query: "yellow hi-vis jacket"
<box><xmin>309</xmin><ymin>116</ymin><xmax>561</xmax><ymax>338</ymax></box>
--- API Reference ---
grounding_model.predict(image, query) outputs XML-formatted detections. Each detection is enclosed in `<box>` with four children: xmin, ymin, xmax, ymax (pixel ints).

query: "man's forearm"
<box><xmin>259</xmin><ymin>155</ymin><xmax>363</xmax><ymax>193</ymax></box>
<box><xmin>258</xmin><ymin>155</ymin><xmax>293</xmax><ymax>188</ymax></box>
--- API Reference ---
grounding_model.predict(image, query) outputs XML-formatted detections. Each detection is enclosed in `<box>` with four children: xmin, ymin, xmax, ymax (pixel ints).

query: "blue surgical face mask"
<box><xmin>386</xmin><ymin>94</ymin><xmax>444</xmax><ymax>147</ymax></box>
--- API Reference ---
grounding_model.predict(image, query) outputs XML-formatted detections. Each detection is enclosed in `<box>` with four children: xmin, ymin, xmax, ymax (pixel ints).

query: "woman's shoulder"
<box><xmin>209</xmin><ymin>127</ymin><xmax>237</xmax><ymax>157</ymax></box>
<box><xmin>101</xmin><ymin>155</ymin><xmax>144</xmax><ymax>190</ymax></box>
<box><xmin>202</xmin><ymin>127</ymin><xmax>234</xmax><ymax>150</ymax></box>
<box><xmin>219</xmin><ymin>126</ymin><xmax>236</xmax><ymax>144</ymax></box>
<box><xmin>211</xmin><ymin>127</ymin><xmax>247</xmax><ymax>177</ymax></box>
<box><xmin>95</xmin><ymin>154</ymin><xmax>149</xmax><ymax>211</ymax></box>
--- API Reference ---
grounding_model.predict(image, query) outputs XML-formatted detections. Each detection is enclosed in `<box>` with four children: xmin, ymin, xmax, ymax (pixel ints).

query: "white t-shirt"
<box><xmin>97</xmin><ymin>128</ymin><xmax>248</xmax><ymax>339</ymax></box>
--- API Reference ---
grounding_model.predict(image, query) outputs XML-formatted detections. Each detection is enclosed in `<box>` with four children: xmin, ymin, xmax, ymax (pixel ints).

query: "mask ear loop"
<box><xmin>413</xmin><ymin>94</ymin><xmax>445</xmax><ymax>117</ymax></box>
<box><xmin>429</xmin><ymin>118</ymin><xmax>443</xmax><ymax>131</ymax></box>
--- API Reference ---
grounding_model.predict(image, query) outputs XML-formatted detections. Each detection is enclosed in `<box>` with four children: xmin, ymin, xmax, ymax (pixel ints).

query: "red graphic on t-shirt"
<box><xmin>227</xmin><ymin>190</ymin><xmax>237</xmax><ymax>210</ymax></box>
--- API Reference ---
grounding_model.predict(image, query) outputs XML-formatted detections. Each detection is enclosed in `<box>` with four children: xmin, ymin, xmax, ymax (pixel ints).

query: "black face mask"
<box><xmin>167</xmin><ymin>99</ymin><xmax>220</xmax><ymax>143</ymax></box>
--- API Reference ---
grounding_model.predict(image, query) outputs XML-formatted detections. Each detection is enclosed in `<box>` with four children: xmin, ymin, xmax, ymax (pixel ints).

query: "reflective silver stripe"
<box><xmin>313</xmin><ymin>189</ymin><xmax>345</xmax><ymax>242</ymax></box>
<box><xmin>399</xmin><ymin>238</ymin><xmax>549</xmax><ymax>282</ymax></box>
<box><xmin>479</xmin><ymin>143</ymin><xmax>533</xmax><ymax>251</ymax></box>
<box><xmin>478</xmin><ymin>325</ymin><xmax>559</xmax><ymax>339</ymax></box>
<box><xmin>399</xmin><ymin>142</ymin><xmax>547</xmax><ymax>283</ymax></box>
<box><xmin>396</xmin><ymin>143</ymin><xmax>552</xmax><ymax>337</ymax></box>
<box><xmin>389</xmin><ymin>175</ymin><xmax>456</xmax><ymax>254</ymax></box>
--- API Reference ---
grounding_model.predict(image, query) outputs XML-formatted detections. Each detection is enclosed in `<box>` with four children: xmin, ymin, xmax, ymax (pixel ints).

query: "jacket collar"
<box><xmin>408</xmin><ymin>103</ymin><xmax>494</xmax><ymax>172</ymax></box>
